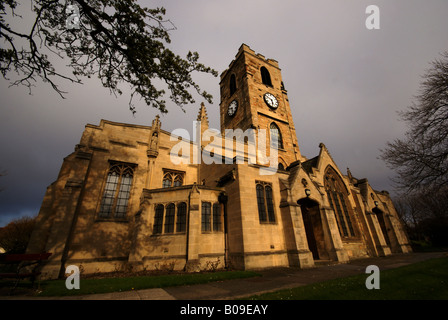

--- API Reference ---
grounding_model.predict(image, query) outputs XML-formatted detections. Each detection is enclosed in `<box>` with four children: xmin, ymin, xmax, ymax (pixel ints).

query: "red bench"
<box><xmin>0</xmin><ymin>253</ymin><xmax>52</xmax><ymax>293</ymax></box>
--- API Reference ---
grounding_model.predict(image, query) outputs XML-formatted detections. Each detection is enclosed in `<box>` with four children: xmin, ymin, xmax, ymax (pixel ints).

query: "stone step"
<box><xmin>314</xmin><ymin>259</ymin><xmax>338</xmax><ymax>266</ymax></box>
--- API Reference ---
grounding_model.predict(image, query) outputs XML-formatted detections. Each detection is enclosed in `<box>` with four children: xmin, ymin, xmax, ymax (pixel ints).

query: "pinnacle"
<box><xmin>197</xmin><ymin>102</ymin><xmax>209</xmax><ymax>126</ymax></box>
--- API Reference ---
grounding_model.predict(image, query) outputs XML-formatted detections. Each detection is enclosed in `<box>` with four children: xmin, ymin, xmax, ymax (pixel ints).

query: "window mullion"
<box><xmin>337</xmin><ymin>193</ymin><xmax>348</xmax><ymax>236</ymax></box>
<box><xmin>333</xmin><ymin>190</ymin><xmax>348</xmax><ymax>237</ymax></box>
<box><xmin>264</xmin><ymin>188</ymin><xmax>270</xmax><ymax>222</ymax></box>
<box><xmin>111</xmin><ymin>170</ymin><xmax>123</xmax><ymax>216</ymax></box>
<box><xmin>339</xmin><ymin>192</ymin><xmax>355</xmax><ymax>237</ymax></box>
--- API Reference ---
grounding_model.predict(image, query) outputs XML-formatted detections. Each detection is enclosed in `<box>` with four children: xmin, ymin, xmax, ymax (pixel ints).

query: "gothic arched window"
<box><xmin>324</xmin><ymin>166</ymin><xmax>357</xmax><ymax>238</ymax></box>
<box><xmin>162</xmin><ymin>173</ymin><xmax>173</xmax><ymax>188</ymax></box>
<box><xmin>256</xmin><ymin>181</ymin><xmax>276</xmax><ymax>223</ymax></box>
<box><xmin>173</xmin><ymin>174</ymin><xmax>183</xmax><ymax>187</ymax></box>
<box><xmin>162</xmin><ymin>170</ymin><xmax>184</xmax><ymax>188</ymax></box>
<box><xmin>261</xmin><ymin>66</ymin><xmax>272</xmax><ymax>86</ymax></box>
<box><xmin>270</xmin><ymin>122</ymin><xmax>284</xmax><ymax>149</ymax></box>
<box><xmin>99</xmin><ymin>162</ymin><xmax>135</xmax><ymax>219</ymax></box>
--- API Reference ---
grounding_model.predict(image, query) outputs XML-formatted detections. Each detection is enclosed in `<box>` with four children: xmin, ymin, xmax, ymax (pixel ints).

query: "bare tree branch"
<box><xmin>380</xmin><ymin>51</ymin><xmax>448</xmax><ymax>192</ymax></box>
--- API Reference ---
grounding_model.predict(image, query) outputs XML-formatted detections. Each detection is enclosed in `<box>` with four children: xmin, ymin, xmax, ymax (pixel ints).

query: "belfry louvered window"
<box><xmin>230</xmin><ymin>74</ymin><xmax>237</xmax><ymax>95</ymax></box>
<box><xmin>261</xmin><ymin>66</ymin><xmax>272</xmax><ymax>86</ymax></box>
<box><xmin>99</xmin><ymin>162</ymin><xmax>135</xmax><ymax>219</ymax></box>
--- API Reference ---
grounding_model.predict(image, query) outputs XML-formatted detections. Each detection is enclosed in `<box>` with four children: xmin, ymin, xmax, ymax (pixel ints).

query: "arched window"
<box><xmin>265</xmin><ymin>185</ymin><xmax>275</xmax><ymax>222</ymax></box>
<box><xmin>229</xmin><ymin>74</ymin><xmax>237</xmax><ymax>95</ymax></box>
<box><xmin>164</xmin><ymin>203</ymin><xmax>175</xmax><ymax>233</ymax></box>
<box><xmin>270</xmin><ymin>123</ymin><xmax>284</xmax><ymax>149</ymax></box>
<box><xmin>162</xmin><ymin>170</ymin><xmax>184</xmax><ymax>188</ymax></box>
<box><xmin>173</xmin><ymin>174</ymin><xmax>183</xmax><ymax>187</ymax></box>
<box><xmin>256</xmin><ymin>182</ymin><xmax>276</xmax><ymax>223</ymax></box>
<box><xmin>153</xmin><ymin>204</ymin><xmax>164</xmax><ymax>234</ymax></box>
<box><xmin>99</xmin><ymin>162</ymin><xmax>135</xmax><ymax>219</ymax></box>
<box><xmin>261</xmin><ymin>66</ymin><xmax>272</xmax><ymax>86</ymax></box>
<box><xmin>256</xmin><ymin>184</ymin><xmax>267</xmax><ymax>222</ymax></box>
<box><xmin>162</xmin><ymin>173</ymin><xmax>172</xmax><ymax>188</ymax></box>
<box><xmin>176</xmin><ymin>202</ymin><xmax>187</xmax><ymax>232</ymax></box>
<box><xmin>324</xmin><ymin>166</ymin><xmax>356</xmax><ymax>238</ymax></box>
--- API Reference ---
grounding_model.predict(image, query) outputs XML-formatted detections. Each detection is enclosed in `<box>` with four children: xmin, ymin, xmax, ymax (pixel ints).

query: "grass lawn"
<box><xmin>1</xmin><ymin>270</ymin><xmax>260</xmax><ymax>297</ymax></box>
<box><xmin>247</xmin><ymin>257</ymin><xmax>448</xmax><ymax>300</ymax></box>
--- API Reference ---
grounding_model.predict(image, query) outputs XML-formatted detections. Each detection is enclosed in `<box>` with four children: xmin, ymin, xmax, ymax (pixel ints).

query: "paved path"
<box><xmin>2</xmin><ymin>251</ymin><xmax>446</xmax><ymax>300</ymax></box>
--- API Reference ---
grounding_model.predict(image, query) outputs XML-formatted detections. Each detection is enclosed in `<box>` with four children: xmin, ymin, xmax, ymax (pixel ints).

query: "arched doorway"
<box><xmin>297</xmin><ymin>198</ymin><xmax>328</xmax><ymax>260</ymax></box>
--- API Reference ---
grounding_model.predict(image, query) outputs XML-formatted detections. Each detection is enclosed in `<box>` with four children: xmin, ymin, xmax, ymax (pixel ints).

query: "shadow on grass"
<box><xmin>246</xmin><ymin>257</ymin><xmax>448</xmax><ymax>300</ymax></box>
<box><xmin>1</xmin><ymin>270</ymin><xmax>260</xmax><ymax>297</ymax></box>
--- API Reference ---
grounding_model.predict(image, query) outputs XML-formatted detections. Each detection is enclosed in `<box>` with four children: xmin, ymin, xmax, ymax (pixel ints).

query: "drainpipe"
<box><xmin>185</xmin><ymin>192</ymin><xmax>191</xmax><ymax>270</ymax></box>
<box><xmin>218</xmin><ymin>192</ymin><xmax>229</xmax><ymax>269</ymax></box>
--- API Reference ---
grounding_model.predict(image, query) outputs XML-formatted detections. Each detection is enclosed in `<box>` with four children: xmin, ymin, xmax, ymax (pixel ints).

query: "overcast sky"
<box><xmin>1</xmin><ymin>0</ymin><xmax>447</xmax><ymax>227</ymax></box>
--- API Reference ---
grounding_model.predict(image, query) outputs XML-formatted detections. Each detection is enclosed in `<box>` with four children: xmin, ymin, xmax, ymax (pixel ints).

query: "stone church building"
<box><xmin>27</xmin><ymin>44</ymin><xmax>411</xmax><ymax>279</ymax></box>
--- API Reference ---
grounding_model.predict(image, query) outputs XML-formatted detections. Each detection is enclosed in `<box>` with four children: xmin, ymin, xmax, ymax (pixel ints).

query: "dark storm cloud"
<box><xmin>1</xmin><ymin>0</ymin><xmax>448</xmax><ymax>226</ymax></box>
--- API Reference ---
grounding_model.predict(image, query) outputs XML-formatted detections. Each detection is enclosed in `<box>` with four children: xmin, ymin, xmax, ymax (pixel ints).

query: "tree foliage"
<box><xmin>0</xmin><ymin>0</ymin><xmax>218</xmax><ymax>114</ymax></box>
<box><xmin>380</xmin><ymin>51</ymin><xmax>448</xmax><ymax>192</ymax></box>
<box><xmin>0</xmin><ymin>216</ymin><xmax>36</xmax><ymax>253</ymax></box>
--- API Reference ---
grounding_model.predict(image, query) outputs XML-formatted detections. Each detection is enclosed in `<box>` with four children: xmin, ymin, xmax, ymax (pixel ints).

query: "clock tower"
<box><xmin>219</xmin><ymin>44</ymin><xmax>304</xmax><ymax>167</ymax></box>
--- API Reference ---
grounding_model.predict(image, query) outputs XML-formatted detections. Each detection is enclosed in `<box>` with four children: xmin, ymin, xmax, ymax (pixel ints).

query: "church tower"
<box><xmin>219</xmin><ymin>44</ymin><xmax>304</xmax><ymax>167</ymax></box>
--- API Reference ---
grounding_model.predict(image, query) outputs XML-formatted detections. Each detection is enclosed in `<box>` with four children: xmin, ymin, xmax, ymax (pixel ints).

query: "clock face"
<box><xmin>264</xmin><ymin>93</ymin><xmax>278</xmax><ymax>109</ymax></box>
<box><xmin>228</xmin><ymin>100</ymin><xmax>238</xmax><ymax>117</ymax></box>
